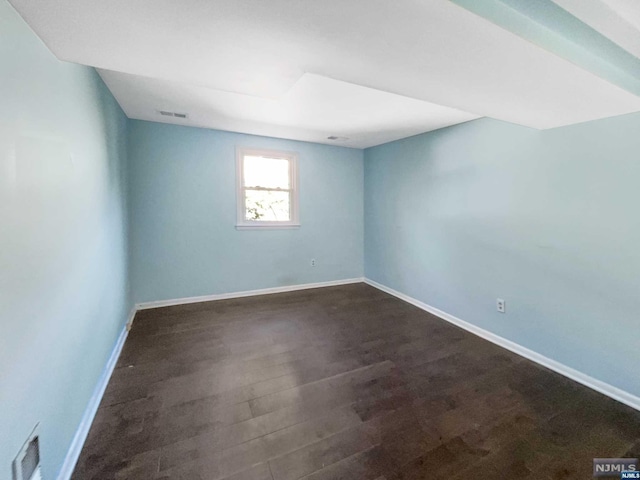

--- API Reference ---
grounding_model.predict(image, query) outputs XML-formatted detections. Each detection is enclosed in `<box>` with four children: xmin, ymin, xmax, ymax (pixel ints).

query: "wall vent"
<box><xmin>158</xmin><ymin>110</ymin><xmax>189</xmax><ymax>119</ymax></box>
<box><xmin>327</xmin><ymin>136</ymin><xmax>349</xmax><ymax>141</ymax></box>
<box><xmin>12</xmin><ymin>425</ymin><xmax>41</xmax><ymax>480</ymax></box>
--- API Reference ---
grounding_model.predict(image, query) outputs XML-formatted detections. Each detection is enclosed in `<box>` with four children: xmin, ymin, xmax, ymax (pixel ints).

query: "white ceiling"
<box><xmin>98</xmin><ymin>71</ymin><xmax>479</xmax><ymax>149</ymax></box>
<box><xmin>9</xmin><ymin>0</ymin><xmax>640</xmax><ymax>148</ymax></box>
<box><xmin>552</xmin><ymin>0</ymin><xmax>640</xmax><ymax>59</ymax></box>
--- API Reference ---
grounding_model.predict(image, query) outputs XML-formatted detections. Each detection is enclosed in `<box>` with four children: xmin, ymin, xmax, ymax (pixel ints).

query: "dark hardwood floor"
<box><xmin>72</xmin><ymin>283</ymin><xmax>640</xmax><ymax>479</ymax></box>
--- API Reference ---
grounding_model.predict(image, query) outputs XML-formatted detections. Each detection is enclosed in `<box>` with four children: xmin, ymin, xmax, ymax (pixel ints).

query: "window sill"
<box><xmin>236</xmin><ymin>223</ymin><xmax>301</xmax><ymax>230</ymax></box>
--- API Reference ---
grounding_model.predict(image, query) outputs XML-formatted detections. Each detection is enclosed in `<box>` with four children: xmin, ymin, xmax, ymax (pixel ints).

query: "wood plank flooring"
<box><xmin>72</xmin><ymin>283</ymin><xmax>640</xmax><ymax>479</ymax></box>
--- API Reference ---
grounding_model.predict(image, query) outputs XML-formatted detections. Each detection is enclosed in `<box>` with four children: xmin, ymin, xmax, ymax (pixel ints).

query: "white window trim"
<box><xmin>236</xmin><ymin>147</ymin><xmax>300</xmax><ymax>230</ymax></box>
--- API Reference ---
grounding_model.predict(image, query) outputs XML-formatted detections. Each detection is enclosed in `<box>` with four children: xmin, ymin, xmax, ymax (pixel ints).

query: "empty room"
<box><xmin>2</xmin><ymin>0</ymin><xmax>640</xmax><ymax>479</ymax></box>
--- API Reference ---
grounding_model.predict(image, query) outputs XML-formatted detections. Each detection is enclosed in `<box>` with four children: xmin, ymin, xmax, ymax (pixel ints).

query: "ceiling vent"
<box><xmin>327</xmin><ymin>136</ymin><xmax>349</xmax><ymax>141</ymax></box>
<box><xmin>158</xmin><ymin>110</ymin><xmax>189</xmax><ymax>119</ymax></box>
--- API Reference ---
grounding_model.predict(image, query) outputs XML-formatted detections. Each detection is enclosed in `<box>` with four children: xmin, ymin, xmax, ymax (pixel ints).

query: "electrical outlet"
<box><xmin>310</xmin><ymin>259</ymin><xmax>316</xmax><ymax>267</ymax></box>
<box><xmin>496</xmin><ymin>298</ymin><xmax>506</xmax><ymax>313</ymax></box>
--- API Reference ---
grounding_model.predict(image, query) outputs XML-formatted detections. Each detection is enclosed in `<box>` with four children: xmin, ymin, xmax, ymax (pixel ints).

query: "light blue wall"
<box><xmin>128</xmin><ymin>120</ymin><xmax>364</xmax><ymax>303</ymax></box>
<box><xmin>364</xmin><ymin>116</ymin><xmax>640</xmax><ymax>397</ymax></box>
<box><xmin>0</xmin><ymin>2</ymin><xmax>131</xmax><ymax>478</ymax></box>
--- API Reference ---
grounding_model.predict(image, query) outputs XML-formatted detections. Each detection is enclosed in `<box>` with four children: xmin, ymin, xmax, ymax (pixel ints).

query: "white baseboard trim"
<box><xmin>56</xmin><ymin>308</ymin><xmax>135</xmax><ymax>480</ymax></box>
<box><xmin>364</xmin><ymin>277</ymin><xmax>640</xmax><ymax>412</ymax></box>
<box><xmin>135</xmin><ymin>277</ymin><xmax>365</xmax><ymax>310</ymax></box>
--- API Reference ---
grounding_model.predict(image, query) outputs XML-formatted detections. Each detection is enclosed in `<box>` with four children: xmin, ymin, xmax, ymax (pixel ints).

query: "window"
<box><xmin>236</xmin><ymin>148</ymin><xmax>299</xmax><ymax>229</ymax></box>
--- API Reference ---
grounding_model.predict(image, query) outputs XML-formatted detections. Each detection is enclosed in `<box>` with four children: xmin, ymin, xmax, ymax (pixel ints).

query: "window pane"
<box><xmin>245</xmin><ymin>189</ymin><xmax>290</xmax><ymax>221</ymax></box>
<box><xmin>244</xmin><ymin>155</ymin><xmax>290</xmax><ymax>189</ymax></box>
